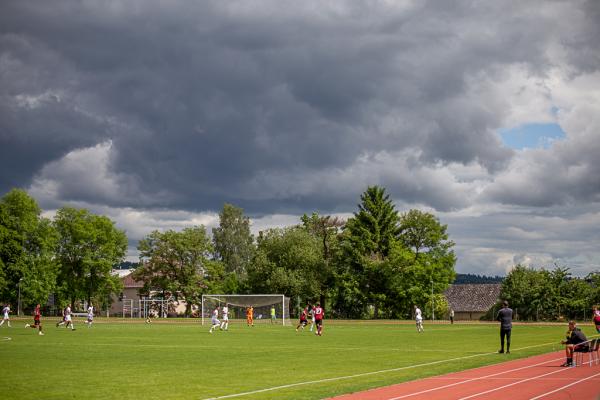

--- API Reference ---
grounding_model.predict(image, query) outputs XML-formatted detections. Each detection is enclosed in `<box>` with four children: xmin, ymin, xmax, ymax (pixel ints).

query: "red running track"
<box><xmin>330</xmin><ymin>351</ymin><xmax>600</xmax><ymax>400</ymax></box>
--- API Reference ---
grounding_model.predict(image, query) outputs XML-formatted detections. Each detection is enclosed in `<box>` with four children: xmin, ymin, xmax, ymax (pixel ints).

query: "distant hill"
<box><xmin>114</xmin><ymin>261</ymin><xmax>139</xmax><ymax>270</ymax></box>
<box><xmin>454</xmin><ymin>273</ymin><xmax>504</xmax><ymax>284</ymax></box>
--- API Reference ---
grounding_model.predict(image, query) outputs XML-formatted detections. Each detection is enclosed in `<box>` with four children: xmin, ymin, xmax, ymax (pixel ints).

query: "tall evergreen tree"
<box><xmin>345</xmin><ymin>186</ymin><xmax>400</xmax><ymax>260</ymax></box>
<box><xmin>336</xmin><ymin>186</ymin><xmax>400</xmax><ymax>318</ymax></box>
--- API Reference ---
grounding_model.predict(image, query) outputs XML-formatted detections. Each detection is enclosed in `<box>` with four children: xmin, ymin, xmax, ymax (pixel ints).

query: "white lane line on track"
<box><xmin>457</xmin><ymin>368</ymin><xmax>571</xmax><ymax>400</ymax></box>
<box><xmin>201</xmin><ymin>341</ymin><xmax>563</xmax><ymax>400</ymax></box>
<box><xmin>528</xmin><ymin>370</ymin><xmax>600</xmax><ymax>400</ymax></box>
<box><xmin>387</xmin><ymin>356</ymin><xmax>563</xmax><ymax>399</ymax></box>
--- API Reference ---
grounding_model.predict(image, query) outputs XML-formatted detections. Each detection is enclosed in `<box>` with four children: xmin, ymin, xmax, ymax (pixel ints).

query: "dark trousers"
<box><xmin>500</xmin><ymin>328</ymin><xmax>511</xmax><ymax>351</ymax></box>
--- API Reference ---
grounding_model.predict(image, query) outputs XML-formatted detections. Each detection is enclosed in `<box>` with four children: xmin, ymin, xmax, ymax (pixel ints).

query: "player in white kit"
<box><xmin>62</xmin><ymin>305</ymin><xmax>75</xmax><ymax>330</ymax></box>
<box><xmin>219</xmin><ymin>304</ymin><xmax>229</xmax><ymax>331</ymax></box>
<box><xmin>0</xmin><ymin>304</ymin><xmax>11</xmax><ymax>328</ymax></box>
<box><xmin>209</xmin><ymin>306</ymin><xmax>220</xmax><ymax>333</ymax></box>
<box><xmin>84</xmin><ymin>304</ymin><xmax>94</xmax><ymax>328</ymax></box>
<box><xmin>415</xmin><ymin>305</ymin><xmax>424</xmax><ymax>333</ymax></box>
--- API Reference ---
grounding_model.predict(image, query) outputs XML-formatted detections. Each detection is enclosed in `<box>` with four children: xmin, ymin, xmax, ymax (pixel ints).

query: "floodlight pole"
<box><xmin>431</xmin><ymin>279</ymin><xmax>435</xmax><ymax>321</ymax></box>
<box><xmin>18</xmin><ymin>278</ymin><xmax>23</xmax><ymax>317</ymax></box>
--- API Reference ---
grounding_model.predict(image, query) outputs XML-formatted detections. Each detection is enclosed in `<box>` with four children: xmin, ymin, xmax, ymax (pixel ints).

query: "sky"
<box><xmin>1</xmin><ymin>0</ymin><xmax>599</xmax><ymax>277</ymax></box>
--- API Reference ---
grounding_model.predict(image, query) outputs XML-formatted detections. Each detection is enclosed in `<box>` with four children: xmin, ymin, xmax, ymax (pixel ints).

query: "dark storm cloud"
<box><xmin>1</xmin><ymin>0</ymin><xmax>598</xmax><ymax>215</ymax></box>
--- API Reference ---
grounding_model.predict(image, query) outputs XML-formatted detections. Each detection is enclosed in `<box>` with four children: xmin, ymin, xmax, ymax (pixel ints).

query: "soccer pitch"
<box><xmin>0</xmin><ymin>319</ymin><xmax>583</xmax><ymax>399</ymax></box>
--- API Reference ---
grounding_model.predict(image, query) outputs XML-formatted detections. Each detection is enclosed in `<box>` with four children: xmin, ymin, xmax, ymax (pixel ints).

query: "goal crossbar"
<box><xmin>201</xmin><ymin>294</ymin><xmax>290</xmax><ymax>326</ymax></box>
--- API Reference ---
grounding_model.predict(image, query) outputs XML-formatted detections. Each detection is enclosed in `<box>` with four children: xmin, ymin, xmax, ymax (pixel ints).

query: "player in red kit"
<box><xmin>313</xmin><ymin>303</ymin><xmax>324</xmax><ymax>336</ymax></box>
<box><xmin>25</xmin><ymin>304</ymin><xmax>44</xmax><ymax>335</ymax></box>
<box><xmin>296</xmin><ymin>305</ymin><xmax>309</xmax><ymax>332</ymax></box>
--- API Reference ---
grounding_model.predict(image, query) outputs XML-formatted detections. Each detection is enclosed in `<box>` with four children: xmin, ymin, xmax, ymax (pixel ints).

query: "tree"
<box><xmin>134</xmin><ymin>226</ymin><xmax>216</xmax><ymax>316</ymax></box>
<box><xmin>345</xmin><ymin>186</ymin><xmax>400</xmax><ymax>260</ymax></box>
<box><xmin>398</xmin><ymin>209</ymin><xmax>454</xmax><ymax>261</ymax></box>
<box><xmin>54</xmin><ymin>207</ymin><xmax>127</xmax><ymax>309</ymax></box>
<box><xmin>246</xmin><ymin>227</ymin><xmax>323</xmax><ymax>308</ymax></box>
<box><xmin>212</xmin><ymin>203</ymin><xmax>255</xmax><ymax>279</ymax></box>
<box><xmin>0</xmin><ymin>189</ymin><xmax>58</xmax><ymax>308</ymax></box>
<box><xmin>498</xmin><ymin>264</ymin><xmax>594</xmax><ymax>321</ymax></box>
<box><xmin>301</xmin><ymin>212</ymin><xmax>344</xmax><ymax>306</ymax></box>
<box><xmin>336</xmin><ymin>186</ymin><xmax>401</xmax><ymax>318</ymax></box>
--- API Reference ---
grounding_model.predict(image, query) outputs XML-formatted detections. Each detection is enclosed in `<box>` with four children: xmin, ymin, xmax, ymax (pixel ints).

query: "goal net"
<box><xmin>201</xmin><ymin>294</ymin><xmax>291</xmax><ymax>326</ymax></box>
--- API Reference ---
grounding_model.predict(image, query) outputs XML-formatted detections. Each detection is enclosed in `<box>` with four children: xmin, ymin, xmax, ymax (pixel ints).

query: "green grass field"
<box><xmin>1</xmin><ymin>318</ymin><xmax>591</xmax><ymax>399</ymax></box>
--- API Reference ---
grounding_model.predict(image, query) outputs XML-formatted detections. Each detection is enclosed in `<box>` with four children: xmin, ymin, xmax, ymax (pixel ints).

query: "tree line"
<box><xmin>0</xmin><ymin>189</ymin><xmax>126</xmax><ymax>313</ymax></box>
<box><xmin>490</xmin><ymin>265</ymin><xmax>600</xmax><ymax>321</ymax></box>
<box><xmin>1</xmin><ymin>186</ymin><xmax>456</xmax><ymax>318</ymax></box>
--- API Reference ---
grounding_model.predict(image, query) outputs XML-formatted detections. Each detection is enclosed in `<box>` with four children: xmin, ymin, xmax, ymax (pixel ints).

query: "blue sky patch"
<box><xmin>498</xmin><ymin>123</ymin><xmax>566</xmax><ymax>150</ymax></box>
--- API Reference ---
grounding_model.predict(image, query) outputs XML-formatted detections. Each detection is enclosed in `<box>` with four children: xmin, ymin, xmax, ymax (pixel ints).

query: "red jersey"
<box><xmin>314</xmin><ymin>306</ymin><xmax>323</xmax><ymax>321</ymax></box>
<box><xmin>34</xmin><ymin>305</ymin><xmax>41</xmax><ymax>321</ymax></box>
<box><xmin>300</xmin><ymin>308</ymin><xmax>307</xmax><ymax>321</ymax></box>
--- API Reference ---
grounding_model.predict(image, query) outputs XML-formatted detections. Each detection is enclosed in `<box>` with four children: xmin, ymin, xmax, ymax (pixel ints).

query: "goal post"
<box><xmin>201</xmin><ymin>294</ymin><xmax>290</xmax><ymax>326</ymax></box>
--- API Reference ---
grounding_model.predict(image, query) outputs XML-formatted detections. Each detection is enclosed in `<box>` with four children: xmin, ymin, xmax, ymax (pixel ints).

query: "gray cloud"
<box><xmin>2</xmin><ymin>0</ymin><xmax>599</xmax><ymax>275</ymax></box>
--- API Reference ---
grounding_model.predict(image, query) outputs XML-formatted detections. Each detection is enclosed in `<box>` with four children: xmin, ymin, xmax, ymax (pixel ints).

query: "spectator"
<box><xmin>560</xmin><ymin>320</ymin><xmax>589</xmax><ymax>367</ymax></box>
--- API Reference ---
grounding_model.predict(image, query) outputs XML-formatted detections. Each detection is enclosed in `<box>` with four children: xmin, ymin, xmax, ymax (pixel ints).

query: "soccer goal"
<box><xmin>201</xmin><ymin>294</ymin><xmax>291</xmax><ymax>326</ymax></box>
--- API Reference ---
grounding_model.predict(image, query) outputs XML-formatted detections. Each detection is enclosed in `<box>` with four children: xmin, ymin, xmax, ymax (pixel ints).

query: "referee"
<box><xmin>496</xmin><ymin>300</ymin><xmax>513</xmax><ymax>354</ymax></box>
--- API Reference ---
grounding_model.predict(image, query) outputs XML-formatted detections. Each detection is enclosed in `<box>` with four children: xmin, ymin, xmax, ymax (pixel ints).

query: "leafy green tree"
<box><xmin>135</xmin><ymin>226</ymin><xmax>217</xmax><ymax>316</ymax></box>
<box><xmin>398</xmin><ymin>209</ymin><xmax>454</xmax><ymax>261</ymax></box>
<box><xmin>498</xmin><ymin>264</ymin><xmax>593</xmax><ymax>321</ymax></box>
<box><xmin>246</xmin><ymin>227</ymin><xmax>323</xmax><ymax>306</ymax></box>
<box><xmin>0</xmin><ymin>189</ymin><xmax>58</xmax><ymax>309</ymax></box>
<box><xmin>54</xmin><ymin>207</ymin><xmax>127</xmax><ymax>309</ymax></box>
<box><xmin>301</xmin><ymin>213</ymin><xmax>344</xmax><ymax>306</ymax></box>
<box><xmin>212</xmin><ymin>204</ymin><xmax>255</xmax><ymax>283</ymax></box>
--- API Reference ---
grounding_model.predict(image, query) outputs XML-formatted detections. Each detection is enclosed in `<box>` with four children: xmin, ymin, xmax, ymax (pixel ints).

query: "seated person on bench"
<box><xmin>560</xmin><ymin>320</ymin><xmax>589</xmax><ymax>367</ymax></box>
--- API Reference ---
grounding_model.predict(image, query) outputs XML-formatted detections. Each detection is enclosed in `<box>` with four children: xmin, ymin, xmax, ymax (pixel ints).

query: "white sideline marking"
<box><xmin>529</xmin><ymin>370</ymin><xmax>600</xmax><ymax>400</ymax></box>
<box><xmin>387</xmin><ymin>356</ymin><xmax>563</xmax><ymax>399</ymax></box>
<box><xmin>201</xmin><ymin>341</ymin><xmax>561</xmax><ymax>400</ymax></box>
<box><xmin>457</xmin><ymin>368</ymin><xmax>570</xmax><ymax>400</ymax></box>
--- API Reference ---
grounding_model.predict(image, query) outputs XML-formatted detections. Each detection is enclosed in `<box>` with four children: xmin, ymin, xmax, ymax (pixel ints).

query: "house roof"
<box><xmin>111</xmin><ymin>269</ymin><xmax>144</xmax><ymax>288</ymax></box>
<box><xmin>444</xmin><ymin>283</ymin><xmax>502</xmax><ymax>312</ymax></box>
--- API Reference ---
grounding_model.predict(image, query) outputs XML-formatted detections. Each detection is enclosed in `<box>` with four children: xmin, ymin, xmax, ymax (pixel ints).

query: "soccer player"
<box><xmin>220</xmin><ymin>304</ymin><xmax>229</xmax><ymax>331</ymax></box>
<box><xmin>56</xmin><ymin>305</ymin><xmax>67</xmax><ymax>327</ymax></box>
<box><xmin>415</xmin><ymin>305</ymin><xmax>424</xmax><ymax>333</ymax></box>
<box><xmin>209</xmin><ymin>306</ymin><xmax>220</xmax><ymax>333</ymax></box>
<box><xmin>496</xmin><ymin>300</ymin><xmax>513</xmax><ymax>354</ymax></box>
<box><xmin>561</xmin><ymin>320</ymin><xmax>589</xmax><ymax>367</ymax></box>
<box><xmin>246</xmin><ymin>306</ymin><xmax>254</xmax><ymax>327</ymax></box>
<box><xmin>63</xmin><ymin>304</ymin><xmax>75</xmax><ymax>330</ymax></box>
<box><xmin>308</xmin><ymin>303</ymin><xmax>315</xmax><ymax>332</ymax></box>
<box><xmin>592</xmin><ymin>305</ymin><xmax>600</xmax><ymax>333</ymax></box>
<box><xmin>84</xmin><ymin>303</ymin><xmax>94</xmax><ymax>328</ymax></box>
<box><xmin>296</xmin><ymin>306</ymin><xmax>308</xmax><ymax>331</ymax></box>
<box><xmin>270</xmin><ymin>305</ymin><xmax>276</xmax><ymax>324</ymax></box>
<box><xmin>25</xmin><ymin>304</ymin><xmax>44</xmax><ymax>335</ymax></box>
<box><xmin>0</xmin><ymin>304</ymin><xmax>11</xmax><ymax>328</ymax></box>
<box><xmin>313</xmin><ymin>303</ymin><xmax>324</xmax><ymax>336</ymax></box>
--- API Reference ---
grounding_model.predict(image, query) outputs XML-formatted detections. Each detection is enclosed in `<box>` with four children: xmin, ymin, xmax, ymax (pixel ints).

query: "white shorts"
<box><xmin>211</xmin><ymin>318</ymin><xmax>220</xmax><ymax>325</ymax></box>
<box><xmin>416</xmin><ymin>318</ymin><xmax>422</xmax><ymax>324</ymax></box>
<box><xmin>2</xmin><ymin>315</ymin><xmax>8</xmax><ymax>320</ymax></box>
<box><xmin>222</xmin><ymin>316</ymin><xmax>228</xmax><ymax>321</ymax></box>
<box><xmin>65</xmin><ymin>315</ymin><xmax>72</xmax><ymax>322</ymax></box>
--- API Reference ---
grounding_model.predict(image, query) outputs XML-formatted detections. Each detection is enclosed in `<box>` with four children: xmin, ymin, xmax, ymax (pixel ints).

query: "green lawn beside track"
<box><xmin>0</xmin><ymin>319</ymin><xmax>591</xmax><ymax>399</ymax></box>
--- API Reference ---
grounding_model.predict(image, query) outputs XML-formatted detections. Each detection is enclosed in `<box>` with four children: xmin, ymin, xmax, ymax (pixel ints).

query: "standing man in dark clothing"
<box><xmin>496</xmin><ymin>300</ymin><xmax>513</xmax><ymax>354</ymax></box>
<box><xmin>561</xmin><ymin>320</ymin><xmax>589</xmax><ymax>367</ymax></box>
